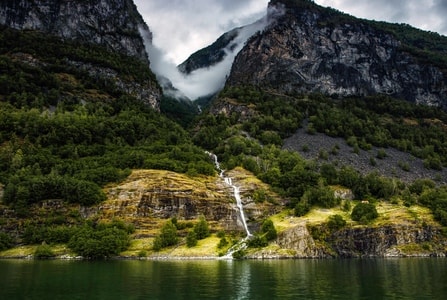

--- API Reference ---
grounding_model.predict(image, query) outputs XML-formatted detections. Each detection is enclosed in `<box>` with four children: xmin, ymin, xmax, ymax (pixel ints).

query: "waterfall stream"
<box><xmin>207</xmin><ymin>152</ymin><xmax>251</xmax><ymax>237</ymax></box>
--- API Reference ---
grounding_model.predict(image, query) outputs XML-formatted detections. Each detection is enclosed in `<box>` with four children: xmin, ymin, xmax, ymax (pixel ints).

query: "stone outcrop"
<box><xmin>330</xmin><ymin>224</ymin><xmax>445</xmax><ymax>257</ymax></box>
<box><xmin>98</xmin><ymin>169</ymin><xmax>279</xmax><ymax>233</ymax></box>
<box><xmin>226</xmin><ymin>0</ymin><xmax>447</xmax><ymax>109</ymax></box>
<box><xmin>271</xmin><ymin>223</ymin><xmax>447</xmax><ymax>258</ymax></box>
<box><xmin>276</xmin><ymin>223</ymin><xmax>328</xmax><ymax>258</ymax></box>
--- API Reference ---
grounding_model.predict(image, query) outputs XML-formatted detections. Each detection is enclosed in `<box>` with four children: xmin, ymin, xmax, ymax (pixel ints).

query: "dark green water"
<box><xmin>0</xmin><ymin>258</ymin><xmax>446</xmax><ymax>299</ymax></box>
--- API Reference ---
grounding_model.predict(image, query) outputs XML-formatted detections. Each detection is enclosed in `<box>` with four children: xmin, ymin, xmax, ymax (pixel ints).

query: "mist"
<box><xmin>141</xmin><ymin>7</ymin><xmax>284</xmax><ymax>100</ymax></box>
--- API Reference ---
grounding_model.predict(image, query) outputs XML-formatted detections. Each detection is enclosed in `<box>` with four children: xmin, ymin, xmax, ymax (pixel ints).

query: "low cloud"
<box><xmin>136</xmin><ymin>0</ymin><xmax>446</xmax><ymax>100</ymax></box>
<box><xmin>142</xmin><ymin>10</ymin><xmax>283</xmax><ymax>100</ymax></box>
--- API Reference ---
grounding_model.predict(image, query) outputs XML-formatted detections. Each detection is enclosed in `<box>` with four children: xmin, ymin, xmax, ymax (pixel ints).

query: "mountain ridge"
<box><xmin>180</xmin><ymin>0</ymin><xmax>447</xmax><ymax>109</ymax></box>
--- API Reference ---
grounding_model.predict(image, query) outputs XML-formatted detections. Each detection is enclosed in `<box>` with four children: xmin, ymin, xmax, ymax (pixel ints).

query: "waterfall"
<box><xmin>206</xmin><ymin>152</ymin><xmax>251</xmax><ymax>237</ymax></box>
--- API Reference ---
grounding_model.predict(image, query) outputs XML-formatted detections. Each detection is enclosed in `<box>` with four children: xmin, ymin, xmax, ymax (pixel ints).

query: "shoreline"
<box><xmin>1</xmin><ymin>252</ymin><xmax>445</xmax><ymax>261</ymax></box>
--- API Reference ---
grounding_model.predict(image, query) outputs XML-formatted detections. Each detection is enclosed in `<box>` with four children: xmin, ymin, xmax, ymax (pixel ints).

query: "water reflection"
<box><xmin>0</xmin><ymin>258</ymin><xmax>446</xmax><ymax>299</ymax></box>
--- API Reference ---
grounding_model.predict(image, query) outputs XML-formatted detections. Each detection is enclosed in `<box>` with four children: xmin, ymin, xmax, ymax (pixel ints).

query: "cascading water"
<box><xmin>207</xmin><ymin>152</ymin><xmax>252</xmax><ymax>238</ymax></box>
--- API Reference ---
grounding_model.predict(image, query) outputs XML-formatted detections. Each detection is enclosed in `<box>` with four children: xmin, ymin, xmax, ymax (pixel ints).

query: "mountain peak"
<box><xmin>225</xmin><ymin>0</ymin><xmax>447</xmax><ymax>109</ymax></box>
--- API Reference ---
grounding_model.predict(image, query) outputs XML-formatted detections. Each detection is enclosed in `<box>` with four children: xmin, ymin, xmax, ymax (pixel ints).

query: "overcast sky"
<box><xmin>135</xmin><ymin>0</ymin><xmax>447</xmax><ymax>65</ymax></box>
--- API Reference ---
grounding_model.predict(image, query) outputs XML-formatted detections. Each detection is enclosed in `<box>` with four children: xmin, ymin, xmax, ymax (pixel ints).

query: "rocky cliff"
<box><xmin>226</xmin><ymin>0</ymin><xmax>447</xmax><ymax>109</ymax></box>
<box><xmin>0</xmin><ymin>0</ymin><xmax>162</xmax><ymax>109</ymax></box>
<box><xmin>0</xmin><ymin>0</ymin><xmax>151</xmax><ymax>62</ymax></box>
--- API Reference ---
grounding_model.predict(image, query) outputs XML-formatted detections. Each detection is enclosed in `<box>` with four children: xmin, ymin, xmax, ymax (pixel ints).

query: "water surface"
<box><xmin>0</xmin><ymin>258</ymin><xmax>446</xmax><ymax>299</ymax></box>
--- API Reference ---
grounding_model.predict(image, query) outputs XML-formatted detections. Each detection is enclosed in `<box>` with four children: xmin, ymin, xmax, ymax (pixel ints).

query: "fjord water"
<box><xmin>1</xmin><ymin>259</ymin><xmax>446</xmax><ymax>299</ymax></box>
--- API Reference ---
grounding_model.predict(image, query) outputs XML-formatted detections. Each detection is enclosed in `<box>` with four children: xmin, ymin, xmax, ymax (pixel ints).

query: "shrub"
<box><xmin>34</xmin><ymin>244</ymin><xmax>55</xmax><ymax>259</ymax></box>
<box><xmin>186</xmin><ymin>230</ymin><xmax>198</xmax><ymax>248</ymax></box>
<box><xmin>327</xmin><ymin>214</ymin><xmax>346</xmax><ymax>231</ymax></box>
<box><xmin>261</xmin><ymin>219</ymin><xmax>277</xmax><ymax>241</ymax></box>
<box><xmin>217</xmin><ymin>237</ymin><xmax>229</xmax><ymax>249</ymax></box>
<box><xmin>0</xmin><ymin>232</ymin><xmax>13</xmax><ymax>251</ymax></box>
<box><xmin>247</xmin><ymin>235</ymin><xmax>268</xmax><ymax>248</ymax></box>
<box><xmin>138</xmin><ymin>250</ymin><xmax>147</xmax><ymax>258</ymax></box>
<box><xmin>295</xmin><ymin>201</ymin><xmax>310</xmax><ymax>217</ymax></box>
<box><xmin>232</xmin><ymin>249</ymin><xmax>246</xmax><ymax>259</ymax></box>
<box><xmin>351</xmin><ymin>203</ymin><xmax>378</xmax><ymax>223</ymax></box>
<box><xmin>67</xmin><ymin>223</ymin><xmax>130</xmax><ymax>258</ymax></box>
<box><xmin>152</xmin><ymin>220</ymin><xmax>178</xmax><ymax>251</ymax></box>
<box><xmin>193</xmin><ymin>215</ymin><xmax>210</xmax><ymax>240</ymax></box>
<box><xmin>376</xmin><ymin>149</ymin><xmax>387</xmax><ymax>159</ymax></box>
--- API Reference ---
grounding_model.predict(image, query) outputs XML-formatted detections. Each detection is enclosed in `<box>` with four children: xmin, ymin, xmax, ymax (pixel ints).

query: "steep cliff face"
<box><xmin>270</xmin><ymin>223</ymin><xmax>447</xmax><ymax>258</ymax></box>
<box><xmin>84</xmin><ymin>169</ymin><xmax>280</xmax><ymax>234</ymax></box>
<box><xmin>226</xmin><ymin>0</ymin><xmax>447</xmax><ymax>108</ymax></box>
<box><xmin>0</xmin><ymin>0</ymin><xmax>150</xmax><ymax>62</ymax></box>
<box><xmin>0</xmin><ymin>0</ymin><xmax>162</xmax><ymax>109</ymax></box>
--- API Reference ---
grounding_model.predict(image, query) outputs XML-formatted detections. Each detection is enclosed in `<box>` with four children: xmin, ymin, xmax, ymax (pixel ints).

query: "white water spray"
<box><xmin>206</xmin><ymin>152</ymin><xmax>252</xmax><ymax>238</ymax></box>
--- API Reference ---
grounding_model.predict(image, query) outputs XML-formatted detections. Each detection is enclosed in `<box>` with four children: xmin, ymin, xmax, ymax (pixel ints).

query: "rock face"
<box><xmin>0</xmin><ymin>0</ymin><xmax>151</xmax><ymax>62</ymax></box>
<box><xmin>226</xmin><ymin>0</ymin><xmax>447</xmax><ymax>108</ymax></box>
<box><xmin>275</xmin><ymin>223</ymin><xmax>447</xmax><ymax>258</ymax></box>
<box><xmin>0</xmin><ymin>0</ymin><xmax>162</xmax><ymax>109</ymax></box>
<box><xmin>276</xmin><ymin>223</ymin><xmax>327</xmax><ymax>258</ymax></box>
<box><xmin>98</xmin><ymin>170</ymin><xmax>279</xmax><ymax>233</ymax></box>
<box><xmin>330</xmin><ymin>225</ymin><xmax>444</xmax><ymax>257</ymax></box>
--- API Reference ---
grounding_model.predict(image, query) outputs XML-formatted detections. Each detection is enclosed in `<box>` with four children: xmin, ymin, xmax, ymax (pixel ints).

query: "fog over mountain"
<box><xmin>136</xmin><ymin>0</ymin><xmax>447</xmax><ymax>100</ymax></box>
<box><xmin>143</xmin><ymin>16</ymin><xmax>279</xmax><ymax>100</ymax></box>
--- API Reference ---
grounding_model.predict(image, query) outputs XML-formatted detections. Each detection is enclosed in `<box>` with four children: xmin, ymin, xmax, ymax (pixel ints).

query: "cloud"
<box><xmin>134</xmin><ymin>0</ymin><xmax>269</xmax><ymax>64</ymax></box>
<box><xmin>135</xmin><ymin>0</ymin><xmax>447</xmax><ymax>100</ymax></box>
<box><xmin>141</xmin><ymin>13</ymin><xmax>279</xmax><ymax>100</ymax></box>
<box><xmin>315</xmin><ymin>0</ymin><xmax>447</xmax><ymax>35</ymax></box>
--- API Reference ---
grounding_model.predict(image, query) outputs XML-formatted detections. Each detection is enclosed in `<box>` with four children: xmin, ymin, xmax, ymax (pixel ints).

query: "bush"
<box><xmin>327</xmin><ymin>214</ymin><xmax>346</xmax><ymax>231</ymax></box>
<box><xmin>247</xmin><ymin>235</ymin><xmax>268</xmax><ymax>248</ymax></box>
<box><xmin>0</xmin><ymin>232</ymin><xmax>13</xmax><ymax>251</ymax></box>
<box><xmin>217</xmin><ymin>237</ymin><xmax>229</xmax><ymax>249</ymax></box>
<box><xmin>186</xmin><ymin>230</ymin><xmax>198</xmax><ymax>248</ymax></box>
<box><xmin>232</xmin><ymin>249</ymin><xmax>246</xmax><ymax>259</ymax></box>
<box><xmin>351</xmin><ymin>203</ymin><xmax>378</xmax><ymax>223</ymax></box>
<box><xmin>34</xmin><ymin>243</ymin><xmax>55</xmax><ymax>259</ymax></box>
<box><xmin>193</xmin><ymin>215</ymin><xmax>210</xmax><ymax>240</ymax></box>
<box><xmin>67</xmin><ymin>223</ymin><xmax>130</xmax><ymax>258</ymax></box>
<box><xmin>305</xmin><ymin>186</ymin><xmax>339</xmax><ymax>208</ymax></box>
<box><xmin>152</xmin><ymin>220</ymin><xmax>178</xmax><ymax>251</ymax></box>
<box><xmin>261</xmin><ymin>219</ymin><xmax>277</xmax><ymax>241</ymax></box>
<box><xmin>295</xmin><ymin>201</ymin><xmax>310</xmax><ymax>217</ymax></box>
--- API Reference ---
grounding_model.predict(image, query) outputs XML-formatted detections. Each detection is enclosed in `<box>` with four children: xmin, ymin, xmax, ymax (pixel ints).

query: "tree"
<box><xmin>153</xmin><ymin>220</ymin><xmax>178</xmax><ymax>251</ymax></box>
<box><xmin>261</xmin><ymin>219</ymin><xmax>277</xmax><ymax>241</ymax></box>
<box><xmin>186</xmin><ymin>230</ymin><xmax>198</xmax><ymax>248</ymax></box>
<box><xmin>351</xmin><ymin>203</ymin><xmax>378</xmax><ymax>223</ymax></box>
<box><xmin>327</xmin><ymin>214</ymin><xmax>346</xmax><ymax>231</ymax></box>
<box><xmin>0</xmin><ymin>232</ymin><xmax>13</xmax><ymax>251</ymax></box>
<box><xmin>67</xmin><ymin>225</ymin><xmax>130</xmax><ymax>258</ymax></box>
<box><xmin>193</xmin><ymin>215</ymin><xmax>210</xmax><ymax>240</ymax></box>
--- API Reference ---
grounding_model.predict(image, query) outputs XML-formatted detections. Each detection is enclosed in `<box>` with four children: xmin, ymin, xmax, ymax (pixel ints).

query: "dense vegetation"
<box><xmin>193</xmin><ymin>86</ymin><xmax>447</xmax><ymax>226</ymax></box>
<box><xmin>21</xmin><ymin>218</ymin><xmax>134</xmax><ymax>258</ymax></box>
<box><xmin>0</xmin><ymin>27</ymin><xmax>215</xmax><ymax>214</ymax></box>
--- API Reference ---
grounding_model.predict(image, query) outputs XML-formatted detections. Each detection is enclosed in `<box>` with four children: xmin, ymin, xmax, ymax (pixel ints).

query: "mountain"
<box><xmin>0</xmin><ymin>0</ymin><xmax>151</xmax><ymax>63</ymax></box>
<box><xmin>0</xmin><ymin>0</ymin><xmax>161</xmax><ymax>108</ymax></box>
<box><xmin>201</xmin><ymin>0</ymin><xmax>446</xmax><ymax>109</ymax></box>
<box><xmin>178</xmin><ymin>28</ymin><xmax>240</xmax><ymax>75</ymax></box>
<box><xmin>1</xmin><ymin>0</ymin><xmax>447</xmax><ymax>259</ymax></box>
